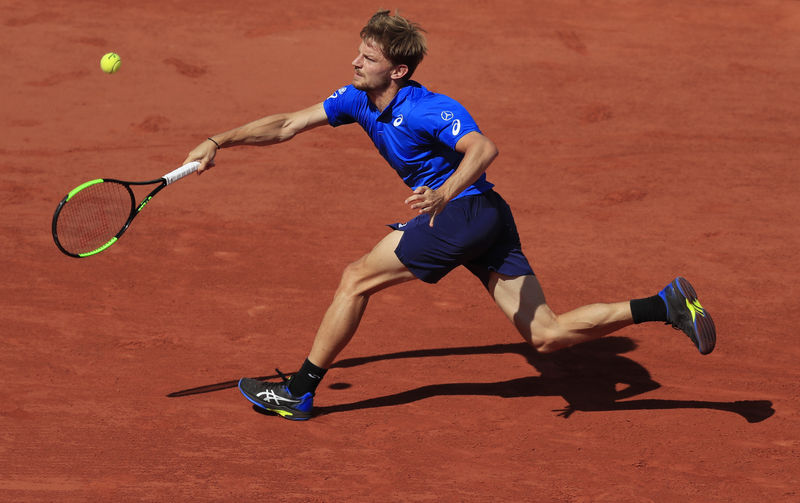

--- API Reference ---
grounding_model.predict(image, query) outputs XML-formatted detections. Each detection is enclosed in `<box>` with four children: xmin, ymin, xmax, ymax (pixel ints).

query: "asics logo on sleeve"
<box><xmin>328</xmin><ymin>86</ymin><xmax>348</xmax><ymax>99</ymax></box>
<box><xmin>393</xmin><ymin>114</ymin><xmax>404</xmax><ymax>126</ymax></box>
<box><xmin>440</xmin><ymin>111</ymin><xmax>462</xmax><ymax>135</ymax></box>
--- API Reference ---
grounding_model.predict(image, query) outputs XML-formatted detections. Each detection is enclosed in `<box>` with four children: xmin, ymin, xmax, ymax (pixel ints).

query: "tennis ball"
<box><xmin>100</xmin><ymin>52</ymin><xmax>121</xmax><ymax>74</ymax></box>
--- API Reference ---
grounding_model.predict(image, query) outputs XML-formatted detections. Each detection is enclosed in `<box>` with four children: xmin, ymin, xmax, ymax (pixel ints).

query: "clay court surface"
<box><xmin>2</xmin><ymin>0</ymin><xmax>799</xmax><ymax>500</ymax></box>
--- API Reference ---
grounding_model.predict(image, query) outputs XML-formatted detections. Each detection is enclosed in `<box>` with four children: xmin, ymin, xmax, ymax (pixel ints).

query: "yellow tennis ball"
<box><xmin>100</xmin><ymin>52</ymin><xmax>121</xmax><ymax>74</ymax></box>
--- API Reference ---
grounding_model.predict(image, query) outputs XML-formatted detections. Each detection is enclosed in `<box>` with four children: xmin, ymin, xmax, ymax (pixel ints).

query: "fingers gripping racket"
<box><xmin>52</xmin><ymin>161</ymin><xmax>200</xmax><ymax>258</ymax></box>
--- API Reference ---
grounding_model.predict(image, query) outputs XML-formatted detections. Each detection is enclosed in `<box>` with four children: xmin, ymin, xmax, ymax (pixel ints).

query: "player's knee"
<box><xmin>527</xmin><ymin>330</ymin><xmax>560</xmax><ymax>354</ymax></box>
<box><xmin>511</xmin><ymin>304</ymin><xmax>565</xmax><ymax>354</ymax></box>
<box><xmin>336</xmin><ymin>258</ymin><xmax>370</xmax><ymax>298</ymax></box>
<box><xmin>526</xmin><ymin>320</ymin><xmax>566</xmax><ymax>354</ymax></box>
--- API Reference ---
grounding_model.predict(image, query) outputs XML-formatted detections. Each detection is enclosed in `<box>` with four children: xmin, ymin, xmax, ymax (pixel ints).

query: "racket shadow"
<box><xmin>167</xmin><ymin>376</ymin><xmax>278</xmax><ymax>398</ymax></box>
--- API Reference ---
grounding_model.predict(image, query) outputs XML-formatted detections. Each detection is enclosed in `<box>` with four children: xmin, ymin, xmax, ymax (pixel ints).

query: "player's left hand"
<box><xmin>553</xmin><ymin>406</ymin><xmax>577</xmax><ymax>418</ymax></box>
<box><xmin>405</xmin><ymin>186</ymin><xmax>447</xmax><ymax>227</ymax></box>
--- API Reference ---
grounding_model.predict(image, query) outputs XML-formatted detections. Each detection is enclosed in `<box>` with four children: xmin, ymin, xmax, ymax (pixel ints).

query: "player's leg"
<box><xmin>238</xmin><ymin>230</ymin><xmax>416</xmax><ymax>420</ymax></box>
<box><xmin>462</xmin><ymin>190</ymin><xmax>715</xmax><ymax>354</ymax></box>
<box><xmin>307</xmin><ymin>229</ymin><xmax>416</xmax><ymax>369</ymax></box>
<box><xmin>486</xmin><ymin>272</ymin><xmax>634</xmax><ymax>353</ymax></box>
<box><xmin>486</xmin><ymin>273</ymin><xmax>716</xmax><ymax>355</ymax></box>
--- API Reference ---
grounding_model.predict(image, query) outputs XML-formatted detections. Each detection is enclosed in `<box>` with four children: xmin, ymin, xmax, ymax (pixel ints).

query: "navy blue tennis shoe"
<box><xmin>238</xmin><ymin>373</ymin><xmax>313</xmax><ymax>421</ymax></box>
<box><xmin>658</xmin><ymin>277</ymin><xmax>716</xmax><ymax>355</ymax></box>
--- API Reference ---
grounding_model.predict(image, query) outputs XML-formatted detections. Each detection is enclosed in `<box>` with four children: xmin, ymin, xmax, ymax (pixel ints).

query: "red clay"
<box><xmin>2</xmin><ymin>1</ymin><xmax>798</xmax><ymax>501</ymax></box>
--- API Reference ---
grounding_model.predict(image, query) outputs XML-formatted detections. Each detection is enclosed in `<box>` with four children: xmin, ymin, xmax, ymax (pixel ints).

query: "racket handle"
<box><xmin>163</xmin><ymin>161</ymin><xmax>200</xmax><ymax>185</ymax></box>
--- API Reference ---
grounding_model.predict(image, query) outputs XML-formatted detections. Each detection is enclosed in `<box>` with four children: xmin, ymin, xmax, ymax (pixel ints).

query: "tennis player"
<box><xmin>182</xmin><ymin>10</ymin><xmax>716</xmax><ymax>421</ymax></box>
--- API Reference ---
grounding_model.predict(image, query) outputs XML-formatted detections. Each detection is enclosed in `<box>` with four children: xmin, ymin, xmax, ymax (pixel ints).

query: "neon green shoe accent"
<box><xmin>685</xmin><ymin>298</ymin><xmax>705</xmax><ymax>322</ymax></box>
<box><xmin>78</xmin><ymin>237</ymin><xmax>117</xmax><ymax>257</ymax></box>
<box><xmin>67</xmin><ymin>179</ymin><xmax>104</xmax><ymax>201</ymax></box>
<box><xmin>271</xmin><ymin>409</ymin><xmax>294</xmax><ymax>418</ymax></box>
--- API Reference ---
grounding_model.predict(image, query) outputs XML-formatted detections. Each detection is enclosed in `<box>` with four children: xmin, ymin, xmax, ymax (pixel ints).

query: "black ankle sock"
<box><xmin>630</xmin><ymin>295</ymin><xmax>667</xmax><ymax>324</ymax></box>
<box><xmin>288</xmin><ymin>359</ymin><xmax>327</xmax><ymax>396</ymax></box>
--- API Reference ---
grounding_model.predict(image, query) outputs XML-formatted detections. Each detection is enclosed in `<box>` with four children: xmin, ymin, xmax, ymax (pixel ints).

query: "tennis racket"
<box><xmin>52</xmin><ymin>161</ymin><xmax>200</xmax><ymax>258</ymax></box>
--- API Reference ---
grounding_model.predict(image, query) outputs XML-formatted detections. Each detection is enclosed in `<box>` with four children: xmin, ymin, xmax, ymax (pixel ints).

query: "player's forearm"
<box><xmin>438</xmin><ymin>135</ymin><xmax>499</xmax><ymax>201</ymax></box>
<box><xmin>208</xmin><ymin>114</ymin><xmax>298</xmax><ymax>148</ymax></box>
<box><xmin>206</xmin><ymin>103</ymin><xmax>327</xmax><ymax>152</ymax></box>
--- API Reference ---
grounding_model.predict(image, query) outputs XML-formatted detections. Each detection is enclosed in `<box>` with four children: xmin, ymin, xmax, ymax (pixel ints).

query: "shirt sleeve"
<box><xmin>323</xmin><ymin>85</ymin><xmax>359</xmax><ymax>127</ymax></box>
<box><xmin>421</xmin><ymin>94</ymin><xmax>481</xmax><ymax>150</ymax></box>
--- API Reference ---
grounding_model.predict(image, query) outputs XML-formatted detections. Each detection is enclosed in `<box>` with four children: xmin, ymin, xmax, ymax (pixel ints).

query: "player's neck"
<box><xmin>368</xmin><ymin>80</ymin><xmax>405</xmax><ymax>111</ymax></box>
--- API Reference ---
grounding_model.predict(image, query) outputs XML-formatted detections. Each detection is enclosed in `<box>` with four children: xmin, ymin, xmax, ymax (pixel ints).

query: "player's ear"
<box><xmin>391</xmin><ymin>64</ymin><xmax>409</xmax><ymax>81</ymax></box>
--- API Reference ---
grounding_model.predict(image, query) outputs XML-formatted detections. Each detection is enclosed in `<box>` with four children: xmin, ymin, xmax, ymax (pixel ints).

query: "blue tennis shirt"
<box><xmin>323</xmin><ymin>81</ymin><xmax>494</xmax><ymax>199</ymax></box>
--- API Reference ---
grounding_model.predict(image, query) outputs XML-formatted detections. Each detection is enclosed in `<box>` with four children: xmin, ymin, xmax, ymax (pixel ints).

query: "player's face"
<box><xmin>351</xmin><ymin>38</ymin><xmax>395</xmax><ymax>91</ymax></box>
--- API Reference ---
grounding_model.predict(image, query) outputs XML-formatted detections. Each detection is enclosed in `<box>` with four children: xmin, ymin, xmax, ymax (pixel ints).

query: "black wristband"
<box><xmin>207</xmin><ymin>137</ymin><xmax>221</xmax><ymax>149</ymax></box>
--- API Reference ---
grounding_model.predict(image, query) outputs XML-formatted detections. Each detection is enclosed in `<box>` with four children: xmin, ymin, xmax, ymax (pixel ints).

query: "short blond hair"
<box><xmin>360</xmin><ymin>10</ymin><xmax>427</xmax><ymax>79</ymax></box>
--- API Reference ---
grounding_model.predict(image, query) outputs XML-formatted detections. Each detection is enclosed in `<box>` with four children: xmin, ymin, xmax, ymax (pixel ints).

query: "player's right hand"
<box><xmin>405</xmin><ymin>186</ymin><xmax>448</xmax><ymax>227</ymax></box>
<box><xmin>182</xmin><ymin>138</ymin><xmax>218</xmax><ymax>174</ymax></box>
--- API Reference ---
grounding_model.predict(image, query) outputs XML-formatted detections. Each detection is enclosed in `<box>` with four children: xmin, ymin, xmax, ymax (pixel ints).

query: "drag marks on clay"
<box><xmin>212</xmin><ymin>251</ymin><xmax>240</xmax><ymax>261</ymax></box>
<box><xmin>4</xmin><ymin>12</ymin><xmax>59</xmax><ymax>27</ymax></box>
<box><xmin>9</xmin><ymin>119</ymin><xmax>41</xmax><ymax>127</ymax></box>
<box><xmin>25</xmin><ymin>70</ymin><xmax>89</xmax><ymax>87</ymax></box>
<box><xmin>582</xmin><ymin>104</ymin><xmax>613</xmax><ymax>123</ymax></box>
<box><xmin>163</xmin><ymin>58</ymin><xmax>207</xmax><ymax>78</ymax></box>
<box><xmin>0</xmin><ymin>179</ymin><xmax>46</xmax><ymax>205</ymax></box>
<box><xmin>115</xmin><ymin>334</ymin><xmax>187</xmax><ymax>352</ymax></box>
<box><xmin>556</xmin><ymin>30</ymin><xmax>588</xmax><ymax>55</ymax></box>
<box><xmin>132</xmin><ymin>115</ymin><xmax>171</xmax><ymax>133</ymax></box>
<box><xmin>599</xmin><ymin>188</ymin><xmax>648</xmax><ymax>205</ymax></box>
<box><xmin>727</xmin><ymin>62</ymin><xmax>777</xmax><ymax>77</ymax></box>
<box><xmin>246</xmin><ymin>305</ymin><xmax>269</xmax><ymax>318</ymax></box>
<box><xmin>243</xmin><ymin>27</ymin><xmax>274</xmax><ymax>38</ymax></box>
<box><xmin>74</xmin><ymin>36</ymin><xmax>108</xmax><ymax>47</ymax></box>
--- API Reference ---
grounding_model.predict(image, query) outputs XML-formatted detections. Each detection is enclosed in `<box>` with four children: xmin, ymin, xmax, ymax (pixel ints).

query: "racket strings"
<box><xmin>56</xmin><ymin>182</ymin><xmax>133</xmax><ymax>255</ymax></box>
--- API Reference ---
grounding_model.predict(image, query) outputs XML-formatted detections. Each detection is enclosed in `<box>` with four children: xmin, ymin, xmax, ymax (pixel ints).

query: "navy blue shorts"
<box><xmin>389</xmin><ymin>190</ymin><xmax>534</xmax><ymax>286</ymax></box>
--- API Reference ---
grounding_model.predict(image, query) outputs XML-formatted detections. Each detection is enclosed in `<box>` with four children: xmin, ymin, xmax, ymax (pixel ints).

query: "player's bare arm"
<box><xmin>182</xmin><ymin>102</ymin><xmax>329</xmax><ymax>173</ymax></box>
<box><xmin>404</xmin><ymin>131</ymin><xmax>499</xmax><ymax>226</ymax></box>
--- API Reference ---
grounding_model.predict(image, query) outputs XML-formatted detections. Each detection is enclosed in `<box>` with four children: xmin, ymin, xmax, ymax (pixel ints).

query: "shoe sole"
<box><xmin>237</xmin><ymin>378</ymin><xmax>311</xmax><ymax>421</ymax></box>
<box><xmin>674</xmin><ymin>277</ymin><xmax>716</xmax><ymax>355</ymax></box>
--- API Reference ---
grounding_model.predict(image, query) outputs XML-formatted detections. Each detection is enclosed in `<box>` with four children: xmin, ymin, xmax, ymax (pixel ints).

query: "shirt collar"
<box><xmin>376</xmin><ymin>80</ymin><xmax>422</xmax><ymax>121</ymax></box>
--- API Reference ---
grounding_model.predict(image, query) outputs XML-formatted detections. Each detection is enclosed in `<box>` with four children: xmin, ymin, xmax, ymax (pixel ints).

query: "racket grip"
<box><xmin>163</xmin><ymin>161</ymin><xmax>200</xmax><ymax>185</ymax></box>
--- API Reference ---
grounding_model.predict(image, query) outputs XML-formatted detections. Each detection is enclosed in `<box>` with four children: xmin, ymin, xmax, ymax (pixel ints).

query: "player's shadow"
<box><xmin>312</xmin><ymin>337</ymin><xmax>773</xmax><ymax>423</ymax></box>
<box><xmin>167</xmin><ymin>336</ymin><xmax>774</xmax><ymax>423</ymax></box>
